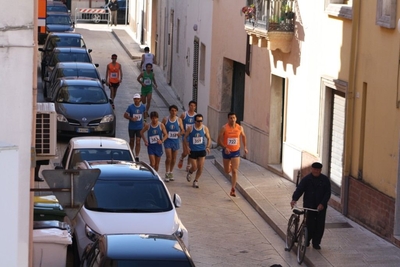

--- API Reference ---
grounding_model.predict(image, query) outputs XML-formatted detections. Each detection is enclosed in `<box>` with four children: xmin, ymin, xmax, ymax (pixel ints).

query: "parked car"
<box><xmin>46</xmin><ymin>78</ymin><xmax>115</xmax><ymax>137</ymax></box>
<box><xmin>72</xmin><ymin>161</ymin><xmax>189</xmax><ymax>262</ymax></box>
<box><xmin>80</xmin><ymin>234</ymin><xmax>195</xmax><ymax>267</ymax></box>
<box><xmin>46</xmin><ymin>11</ymin><xmax>74</xmax><ymax>33</ymax></box>
<box><xmin>57</xmin><ymin>136</ymin><xmax>135</xmax><ymax>170</ymax></box>
<box><xmin>47</xmin><ymin>1</ymin><xmax>69</xmax><ymax>13</ymax></box>
<box><xmin>39</xmin><ymin>32</ymin><xmax>87</xmax><ymax>78</ymax></box>
<box><xmin>43</xmin><ymin>62</ymin><xmax>103</xmax><ymax>97</ymax></box>
<box><xmin>42</xmin><ymin>47</ymin><xmax>94</xmax><ymax>80</ymax></box>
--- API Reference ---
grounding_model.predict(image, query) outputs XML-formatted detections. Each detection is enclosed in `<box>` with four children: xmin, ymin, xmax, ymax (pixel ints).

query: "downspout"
<box><xmin>343</xmin><ymin>0</ymin><xmax>361</xmax><ymax>216</ymax></box>
<box><xmin>30</xmin><ymin>0</ymin><xmax>39</xmax><ymax>266</ymax></box>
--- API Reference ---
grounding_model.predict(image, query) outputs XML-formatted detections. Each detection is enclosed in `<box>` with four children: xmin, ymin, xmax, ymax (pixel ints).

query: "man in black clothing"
<box><xmin>108</xmin><ymin>0</ymin><xmax>119</xmax><ymax>26</ymax></box>
<box><xmin>290</xmin><ymin>162</ymin><xmax>331</xmax><ymax>250</ymax></box>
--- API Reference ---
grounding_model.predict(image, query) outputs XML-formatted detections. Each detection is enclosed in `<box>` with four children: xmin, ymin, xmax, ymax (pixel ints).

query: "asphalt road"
<box><xmin>36</xmin><ymin>24</ymin><xmax>304</xmax><ymax>267</ymax></box>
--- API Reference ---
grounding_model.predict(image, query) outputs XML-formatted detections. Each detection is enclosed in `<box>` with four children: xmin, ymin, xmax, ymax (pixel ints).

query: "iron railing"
<box><xmin>244</xmin><ymin>0</ymin><xmax>295</xmax><ymax>32</ymax></box>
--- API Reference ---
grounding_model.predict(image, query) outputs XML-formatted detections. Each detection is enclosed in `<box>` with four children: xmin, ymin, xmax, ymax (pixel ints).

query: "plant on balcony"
<box><xmin>242</xmin><ymin>4</ymin><xmax>256</xmax><ymax>20</ymax></box>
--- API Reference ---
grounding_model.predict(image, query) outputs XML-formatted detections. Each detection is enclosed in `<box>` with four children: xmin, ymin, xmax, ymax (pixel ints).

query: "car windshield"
<box><xmin>85</xmin><ymin>180</ymin><xmax>173</xmax><ymax>212</ymax></box>
<box><xmin>57</xmin><ymin>68</ymin><xmax>99</xmax><ymax>79</ymax></box>
<box><xmin>69</xmin><ymin>149</ymin><xmax>133</xmax><ymax>168</ymax></box>
<box><xmin>103</xmin><ymin>260</ymin><xmax>192</xmax><ymax>267</ymax></box>
<box><xmin>50</xmin><ymin>52</ymin><xmax>91</xmax><ymax>65</ymax></box>
<box><xmin>56</xmin><ymin>86</ymin><xmax>108</xmax><ymax>104</ymax></box>
<box><xmin>49</xmin><ymin>37</ymin><xmax>86</xmax><ymax>49</ymax></box>
<box><xmin>46</xmin><ymin>15</ymin><xmax>72</xmax><ymax>25</ymax></box>
<box><xmin>47</xmin><ymin>6</ymin><xmax>68</xmax><ymax>12</ymax></box>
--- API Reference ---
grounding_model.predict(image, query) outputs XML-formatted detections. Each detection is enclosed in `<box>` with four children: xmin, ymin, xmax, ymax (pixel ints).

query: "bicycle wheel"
<box><xmin>285</xmin><ymin>214</ymin><xmax>298</xmax><ymax>251</ymax></box>
<box><xmin>297</xmin><ymin>226</ymin><xmax>308</xmax><ymax>264</ymax></box>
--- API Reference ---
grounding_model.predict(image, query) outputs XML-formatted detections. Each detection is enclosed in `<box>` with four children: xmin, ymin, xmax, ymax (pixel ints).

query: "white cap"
<box><xmin>133</xmin><ymin>93</ymin><xmax>141</xmax><ymax>99</ymax></box>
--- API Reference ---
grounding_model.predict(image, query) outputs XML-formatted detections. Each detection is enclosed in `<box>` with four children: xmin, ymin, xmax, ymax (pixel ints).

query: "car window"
<box><xmin>46</xmin><ymin>15</ymin><xmax>72</xmax><ymax>25</ymax></box>
<box><xmin>47</xmin><ymin>36</ymin><xmax>86</xmax><ymax>50</ymax></box>
<box><xmin>56</xmin><ymin>86</ymin><xmax>108</xmax><ymax>104</ymax></box>
<box><xmin>69</xmin><ymin>149</ymin><xmax>133</xmax><ymax>168</ymax></box>
<box><xmin>47</xmin><ymin>6</ymin><xmax>68</xmax><ymax>12</ymax></box>
<box><xmin>61</xmin><ymin>144</ymin><xmax>71</xmax><ymax>168</ymax></box>
<box><xmin>85</xmin><ymin>180</ymin><xmax>173</xmax><ymax>212</ymax></box>
<box><xmin>51</xmin><ymin>52</ymin><xmax>91</xmax><ymax>65</ymax></box>
<box><xmin>103</xmin><ymin>260</ymin><xmax>192</xmax><ymax>267</ymax></box>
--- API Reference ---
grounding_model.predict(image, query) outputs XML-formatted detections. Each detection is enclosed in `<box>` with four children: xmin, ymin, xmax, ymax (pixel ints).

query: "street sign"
<box><xmin>40</xmin><ymin>169</ymin><xmax>100</xmax><ymax>220</ymax></box>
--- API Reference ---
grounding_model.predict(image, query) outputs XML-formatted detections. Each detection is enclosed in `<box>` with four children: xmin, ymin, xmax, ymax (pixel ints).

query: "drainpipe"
<box><xmin>343</xmin><ymin>0</ymin><xmax>361</xmax><ymax>216</ymax></box>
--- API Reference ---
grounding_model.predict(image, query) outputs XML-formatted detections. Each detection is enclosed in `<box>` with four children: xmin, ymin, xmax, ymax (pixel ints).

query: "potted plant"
<box><xmin>242</xmin><ymin>4</ymin><xmax>255</xmax><ymax>20</ymax></box>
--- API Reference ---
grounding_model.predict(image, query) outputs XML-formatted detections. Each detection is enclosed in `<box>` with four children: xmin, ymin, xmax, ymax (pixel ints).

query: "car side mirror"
<box><xmin>38</xmin><ymin>48</ymin><xmax>44</xmax><ymax>52</ymax></box>
<box><xmin>88</xmin><ymin>49</ymin><xmax>93</xmax><ymax>53</ymax></box>
<box><xmin>173</xmin><ymin>193</ymin><xmax>182</xmax><ymax>208</ymax></box>
<box><xmin>101</xmin><ymin>79</ymin><xmax>106</xmax><ymax>84</ymax></box>
<box><xmin>95</xmin><ymin>63</ymin><xmax>99</xmax><ymax>68</ymax></box>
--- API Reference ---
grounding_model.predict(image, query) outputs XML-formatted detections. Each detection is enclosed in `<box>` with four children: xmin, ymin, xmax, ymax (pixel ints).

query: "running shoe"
<box><xmin>193</xmin><ymin>180</ymin><xmax>199</xmax><ymax>188</ymax></box>
<box><xmin>164</xmin><ymin>173</ymin><xmax>169</xmax><ymax>182</ymax></box>
<box><xmin>178</xmin><ymin>158</ymin><xmax>184</xmax><ymax>169</ymax></box>
<box><xmin>186</xmin><ymin>172</ymin><xmax>192</xmax><ymax>182</ymax></box>
<box><xmin>168</xmin><ymin>173</ymin><xmax>174</xmax><ymax>181</ymax></box>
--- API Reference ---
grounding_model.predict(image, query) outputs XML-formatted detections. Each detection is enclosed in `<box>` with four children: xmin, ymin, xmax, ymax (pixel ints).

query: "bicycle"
<box><xmin>285</xmin><ymin>206</ymin><xmax>319</xmax><ymax>264</ymax></box>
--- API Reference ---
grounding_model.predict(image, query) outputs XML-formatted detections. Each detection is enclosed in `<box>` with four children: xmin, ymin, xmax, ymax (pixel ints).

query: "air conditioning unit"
<box><xmin>36</xmin><ymin>102</ymin><xmax>57</xmax><ymax>157</ymax></box>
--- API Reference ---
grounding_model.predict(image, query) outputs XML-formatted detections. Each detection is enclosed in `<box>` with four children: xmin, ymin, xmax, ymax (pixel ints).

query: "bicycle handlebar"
<box><xmin>293</xmin><ymin>205</ymin><xmax>319</xmax><ymax>212</ymax></box>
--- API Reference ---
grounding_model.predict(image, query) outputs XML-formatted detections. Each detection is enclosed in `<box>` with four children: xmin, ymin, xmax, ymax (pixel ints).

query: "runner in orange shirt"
<box><xmin>106</xmin><ymin>54</ymin><xmax>123</xmax><ymax>103</ymax></box>
<box><xmin>218</xmin><ymin>112</ymin><xmax>248</xmax><ymax>197</ymax></box>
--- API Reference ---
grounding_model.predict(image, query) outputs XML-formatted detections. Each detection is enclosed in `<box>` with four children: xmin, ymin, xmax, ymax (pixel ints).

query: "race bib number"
<box><xmin>227</xmin><ymin>138</ymin><xmax>238</xmax><ymax>146</ymax></box>
<box><xmin>143</xmin><ymin>78</ymin><xmax>152</xmax><ymax>85</ymax></box>
<box><xmin>193</xmin><ymin>136</ymin><xmax>203</xmax><ymax>145</ymax></box>
<box><xmin>132</xmin><ymin>114</ymin><xmax>142</xmax><ymax>120</ymax></box>
<box><xmin>110</xmin><ymin>72</ymin><xmax>118</xmax><ymax>78</ymax></box>
<box><xmin>168</xmin><ymin>131</ymin><xmax>179</xmax><ymax>139</ymax></box>
<box><xmin>185</xmin><ymin>124</ymin><xmax>194</xmax><ymax>130</ymax></box>
<box><xmin>149</xmin><ymin>135</ymin><xmax>160</xmax><ymax>144</ymax></box>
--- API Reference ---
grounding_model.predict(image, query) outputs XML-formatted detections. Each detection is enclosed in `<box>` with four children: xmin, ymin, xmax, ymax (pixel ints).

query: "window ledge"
<box><xmin>325</xmin><ymin>4</ymin><xmax>352</xmax><ymax>20</ymax></box>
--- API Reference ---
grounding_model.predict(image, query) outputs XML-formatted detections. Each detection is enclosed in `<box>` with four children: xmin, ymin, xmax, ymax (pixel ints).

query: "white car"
<box><xmin>72</xmin><ymin>161</ymin><xmax>189</xmax><ymax>262</ymax></box>
<box><xmin>57</xmin><ymin>136</ymin><xmax>135</xmax><ymax>169</ymax></box>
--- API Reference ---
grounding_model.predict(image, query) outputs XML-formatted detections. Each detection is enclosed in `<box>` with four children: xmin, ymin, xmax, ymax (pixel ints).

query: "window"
<box><xmin>199</xmin><ymin>43</ymin><xmax>206</xmax><ymax>83</ymax></box>
<box><xmin>376</xmin><ymin>0</ymin><xmax>397</xmax><ymax>28</ymax></box>
<box><xmin>176</xmin><ymin>19</ymin><xmax>180</xmax><ymax>53</ymax></box>
<box><xmin>324</xmin><ymin>0</ymin><xmax>353</xmax><ymax>20</ymax></box>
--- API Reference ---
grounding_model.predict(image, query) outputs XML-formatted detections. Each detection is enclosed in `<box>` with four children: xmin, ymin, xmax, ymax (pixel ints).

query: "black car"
<box><xmin>46</xmin><ymin>11</ymin><xmax>74</xmax><ymax>33</ymax></box>
<box><xmin>42</xmin><ymin>47</ymin><xmax>94</xmax><ymax>80</ymax></box>
<box><xmin>43</xmin><ymin>62</ymin><xmax>103</xmax><ymax>97</ymax></box>
<box><xmin>80</xmin><ymin>234</ymin><xmax>195</xmax><ymax>267</ymax></box>
<box><xmin>47</xmin><ymin>1</ymin><xmax>69</xmax><ymax>13</ymax></box>
<box><xmin>47</xmin><ymin>78</ymin><xmax>115</xmax><ymax>137</ymax></box>
<box><xmin>39</xmin><ymin>32</ymin><xmax>87</xmax><ymax>77</ymax></box>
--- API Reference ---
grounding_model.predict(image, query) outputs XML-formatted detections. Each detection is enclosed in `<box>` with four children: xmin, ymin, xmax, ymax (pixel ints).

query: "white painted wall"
<box><xmin>0</xmin><ymin>0</ymin><xmax>34</xmax><ymax>265</ymax></box>
<box><xmin>157</xmin><ymin>0</ymin><xmax>213</xmax><ymax>124</ymax></box>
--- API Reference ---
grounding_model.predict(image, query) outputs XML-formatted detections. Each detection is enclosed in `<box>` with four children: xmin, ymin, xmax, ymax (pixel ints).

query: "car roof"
<box><xmin>59</xmin><ymin>77</ymin><xmax>102</xmax><ymax>86</ymax></box>
<box><xmin>46</xmin><ymin>11</ymin><xmax>71</xmax><ymax>16</ymax></box>
<box><xmin>52</xmin><ymin>47</ymin><xmax>89</xmax><ymax>53</ymax></box>
<box><xmin>102</xmin><ymin>234</ymin><xmax>191</xmax><ymax>262</ymax></box>
<box><xmin>87</xmin><ymin>162</ymin><xmax>159</xmax><ymax>181</ymax></box>
<box><xmin>48</xmin><ymin>32</ymin><xmax>82</xmax><ymax>38</ymax></box>
<box><xmin>69</xmin><ymin>137</ymin><xmax>130</xmax><ymax>150</ymax></box>
<box><xmin>55</xmin><ymin>62</ymin><xmax>97</xmax><ymax>69</ymax></box>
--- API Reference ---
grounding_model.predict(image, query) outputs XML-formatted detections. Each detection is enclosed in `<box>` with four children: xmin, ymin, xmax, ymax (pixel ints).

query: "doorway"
<box><xmin>231</xmin><ymin>62</ymin><xmax>245</xmax><ymax>123</ymax></box>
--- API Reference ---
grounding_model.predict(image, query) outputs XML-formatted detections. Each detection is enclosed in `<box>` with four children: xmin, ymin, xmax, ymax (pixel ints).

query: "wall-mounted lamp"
<box><xmin>193</xmin><ymin>24</ymin><xmax>198</xmax><ymax>31</ymax></box>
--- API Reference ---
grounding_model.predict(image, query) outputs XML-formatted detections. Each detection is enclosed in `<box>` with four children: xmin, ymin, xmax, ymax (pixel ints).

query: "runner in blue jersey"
<box><xmin>123</xmin><ymin>93</ymin><xmax>146</xmax><ymax>161</ymax></box>
<box><xmin>161</xmin><ymin>105</ymin><xmax>184</xmax><ymax>182</ymax></box>
<box><xmin>178</xmin><ymin>100</ymin><xmax>197</xmax><ymax>171</ymax></box>
<box><xmin>140</xmin><ymin>111</ymin><xmax>168</xmax><ymax>171</ymax></box>
<box><xmin>183</xmin><ymin>114</ymin><xmax>211</xmax><ymax>188</ymax></box>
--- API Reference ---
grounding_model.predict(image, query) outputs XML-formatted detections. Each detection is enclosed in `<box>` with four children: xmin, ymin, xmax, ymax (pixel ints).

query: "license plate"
<box><xmin>76</xmin><ymin>128</ymin><xmax>90</xmax><ymax>133</ymax></box>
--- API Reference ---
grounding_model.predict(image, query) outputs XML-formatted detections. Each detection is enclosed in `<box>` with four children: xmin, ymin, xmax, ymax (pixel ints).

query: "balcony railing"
<box><xmin>244</xmin><ymin>0</ymin><xmax>295</xmax><ymax>53</ymax></box>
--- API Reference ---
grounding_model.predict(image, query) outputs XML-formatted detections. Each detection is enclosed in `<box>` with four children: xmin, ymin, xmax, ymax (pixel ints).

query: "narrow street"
<box><xmin>36</xmin><ymin>23</ymin><xmax>303</xmax><ymax>267</ymax></box>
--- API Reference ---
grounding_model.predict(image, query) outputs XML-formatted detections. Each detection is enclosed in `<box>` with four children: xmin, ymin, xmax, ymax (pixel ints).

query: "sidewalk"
<box><xmin>112</xmin><ymin>27</ymin><xmax>400</xmax><ymax>267</ymax></box>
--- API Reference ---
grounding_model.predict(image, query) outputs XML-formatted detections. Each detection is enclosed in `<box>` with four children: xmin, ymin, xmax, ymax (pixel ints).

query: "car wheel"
<box><xmin>92</xmin><ymin>14</ymin><xmax>101</xmax><ymax>24</ymax></box>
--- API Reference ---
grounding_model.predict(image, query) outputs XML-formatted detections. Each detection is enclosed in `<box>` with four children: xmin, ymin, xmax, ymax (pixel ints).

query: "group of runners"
<box><xmin>105</xmin><ymin>49</ymin><xmax>248</xmax><ymax>195</ymax></box>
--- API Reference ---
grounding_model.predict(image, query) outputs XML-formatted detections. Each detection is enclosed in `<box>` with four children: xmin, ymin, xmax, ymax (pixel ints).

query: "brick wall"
<box><xmin>347</xmin><ymin>176</ymin><xmax>396</xmax><ymax>243</ymax></box>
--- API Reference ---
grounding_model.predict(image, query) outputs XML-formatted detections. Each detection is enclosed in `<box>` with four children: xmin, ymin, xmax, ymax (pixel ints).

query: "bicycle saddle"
<box><xmin>293</xmin><ymin>208</ymin><xmax>305</xmax><ymax>215</ymax></box>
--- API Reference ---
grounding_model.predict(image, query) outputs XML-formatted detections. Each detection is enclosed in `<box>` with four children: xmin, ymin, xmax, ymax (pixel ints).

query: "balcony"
<box><xmin>244</xmin><ymin>0</ymin><xmax>295</xmax><ymax>53</ymax></box>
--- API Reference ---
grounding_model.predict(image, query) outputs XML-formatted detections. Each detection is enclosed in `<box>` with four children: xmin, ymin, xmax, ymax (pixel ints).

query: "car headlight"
<box><xmin>85</xmin><ymin>224</ymin><xmax>100</xmax><ymax>242</ymax></box>
<box><xmin>174</xmin><ymin>227</ymin><xmax>184</xmax><ymax>238</ymax></box>
<box><xmin>100</xmin><ymin>114</ymin><xmax>114</xmax><ymax>123</ymax></box>
<box><xmin>57</xmin><ymin>114</ymin><xmax>68</xmax><ymax>122</ymax></box>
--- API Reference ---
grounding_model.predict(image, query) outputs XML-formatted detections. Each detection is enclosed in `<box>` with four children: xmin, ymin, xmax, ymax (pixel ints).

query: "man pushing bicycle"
<box><xmin>290</xmin><ymin>162</ymin><xmax>331</xmax><ymax>250</ymax></box>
